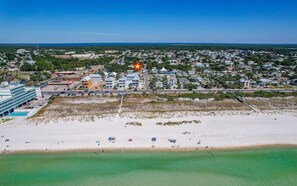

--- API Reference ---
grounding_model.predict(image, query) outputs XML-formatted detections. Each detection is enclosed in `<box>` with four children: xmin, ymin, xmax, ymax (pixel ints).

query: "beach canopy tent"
<box><xmin>108</xmin><ymin>137</ymin><xmax>116</xmax><ymax>141</ymax></box>
<box><xmin>168</xmin><ymin>139</ymin><xmax>177</xmax><ymax>143</ymax></box>
<box><xmin>151</xmin><ymin>137</ymin><xmax>157</xmax><ymax>142</ymax></box>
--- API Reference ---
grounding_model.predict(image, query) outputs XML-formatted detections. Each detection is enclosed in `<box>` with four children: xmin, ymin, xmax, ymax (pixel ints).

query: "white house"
<box><xmin>263</xmin><ymin>63</ymin><xmax>272</xmax><ymax>69</ymax></box>
<box><xmin>127</xmin><ymin>70</ymin><xmax>134</xmax><ymax>75</ymax></box>
<box><xmin>16</xmin><ymin>49</ymin><xmax>30</xmax><ymax>55</ymax></box>
<box><xmin>108</xmin><ymin>72</ymin><xmax>117</xmax><ymax>78</ymax></box>
<box><xmin>118</xmin><ymin>77</ymin><xmax>127</xmax><ymax>88</ymax></box>
<box><xmin>155</xmin><ymin>81</ymin><xmax>163</xmax><ymax>88</ymax></box>
<box><xmin>126</xmin><ymin>73</ymin><xmax>140</xmax><ymax>88</ymax></box>
<box><xmin>90</xmin><ymin>74</ymin><xmax>102</xmax><ymax>84</ymax></box>
<box><xmin>127</xmin><ymin>73</ymin><xmax>138</xmax><ymax>82</ymax></box>
<box><xmin>160</xmin><ymin>67</ymin><xmax>168</xmax><ymax>74</ymax></box>
<box><xmin>132</xmin><ymin>75</ymin><xmax>140</xmax><ymax>88</ymax></box>
<box><xmin>104</xmin><ymin>77</ymin><xmax>115</xmax><ymax>89</ymax></box>
<box><xmin>151</xmin><ymin>67</ymin><xmax>158</xmax><ymax>74</ymax></box>
<box><xmin>65</xmin><ymin>51</ymin><xmax>76</xmax><ymax>55</ymax></box>
<box><xmin>26</xmin><ymin>60</ymin><xmax>36</xmax><ymax>65</ymax></box>
<box><xmin>167</xmin><ymin>75</ymin><xmax>177</xmax><ymax>88</ymax></box>
<box><xmin>195</xmin><ymin>63</ymin><xmax>205</xmax><ymax>68</ymax></box>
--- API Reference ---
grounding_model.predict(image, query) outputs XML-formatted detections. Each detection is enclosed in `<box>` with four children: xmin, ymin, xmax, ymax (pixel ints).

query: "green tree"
<box><xmin>20</xmin><ymin>63</ymin><xmax>36</xmax><ymax>71</ymax></box>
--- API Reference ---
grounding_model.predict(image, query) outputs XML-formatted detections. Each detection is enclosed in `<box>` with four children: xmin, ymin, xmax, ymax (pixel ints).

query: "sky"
<box><xmin>0</xmin><ymin>0</ymin><xmax>296</xmax><ymax>43</ymax></box>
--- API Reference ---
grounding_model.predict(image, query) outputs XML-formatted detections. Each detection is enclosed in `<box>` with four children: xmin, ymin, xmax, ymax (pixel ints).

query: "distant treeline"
<box><xmin>1</xmin><ymin>43</ymin><xmax>297</xmax><ymax>53</ymax></box>
<box><xmin>20</xmin><ymin>55</ymin><xmax>114</xmax><ymax>71</ymax></box>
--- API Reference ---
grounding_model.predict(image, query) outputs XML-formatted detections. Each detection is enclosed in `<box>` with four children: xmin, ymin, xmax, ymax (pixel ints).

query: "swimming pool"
<box><xmin>9</xmin><ymin>111</ymin><xmax>29</xmax><ymax>117</ymax></box>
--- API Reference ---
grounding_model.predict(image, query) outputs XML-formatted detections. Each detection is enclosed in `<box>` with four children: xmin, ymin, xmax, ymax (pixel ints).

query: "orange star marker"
<box><xmin>132</xmin><ymin>61</ymin><xmax>143</xmax><ymax>72</ymax></box>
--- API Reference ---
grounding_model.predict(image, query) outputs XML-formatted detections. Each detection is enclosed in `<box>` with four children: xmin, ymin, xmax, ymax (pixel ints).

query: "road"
<box><xmin>143</xmin><ymin>68</ymin><xmax>149</xmax><ymax>91</ymax></box>
<box><xmin>41</xmin><ymin>88</ymin><xmax>297</xmax><ymax>96</ymax></box>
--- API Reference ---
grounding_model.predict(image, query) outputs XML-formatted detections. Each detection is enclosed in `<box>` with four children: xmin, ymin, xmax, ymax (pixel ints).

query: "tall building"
<box><xmin>81</xmin><ymin>76</ymin><xmax>92</xmax><ymax>89</ymax></box>
<box><xmin>0</xmin><ymin>82</ymin><xmax>39</xmax><ymax>116</ymax></box>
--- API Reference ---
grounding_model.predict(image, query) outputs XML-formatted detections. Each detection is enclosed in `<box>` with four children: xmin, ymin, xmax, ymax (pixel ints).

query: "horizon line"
<box><xmin>1</xmin><ymin>42</ymin><xmax>297</xmax><ymax>45</ymax></box>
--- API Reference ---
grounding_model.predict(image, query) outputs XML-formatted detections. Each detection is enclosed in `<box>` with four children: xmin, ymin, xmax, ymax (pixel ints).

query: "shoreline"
<box><xmin>3</xmin><ymin>144</ymin><xmax>297</xmax><ymax>155</ymax></box>
<box><xmin>1</xmin><ymin>112</ymin><xmax>297</xmax><ymax>155</ymax></box>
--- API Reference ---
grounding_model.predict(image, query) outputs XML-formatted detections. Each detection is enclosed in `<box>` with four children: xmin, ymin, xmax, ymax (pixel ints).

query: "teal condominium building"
<box><xmin>0</xmin><ymin>82</ymin><xmax>38</xmax><ymax>116</ymax></box>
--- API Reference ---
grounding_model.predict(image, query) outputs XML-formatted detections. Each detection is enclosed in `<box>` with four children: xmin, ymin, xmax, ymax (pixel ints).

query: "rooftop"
<box><xmin>0</xmin><ymin>82</ymin><xmax>25</xmax><ymax>90</ymax></box>
<box><xmin>55</xmin><ymin>71</ymin><xmax>77</xmax><ymax>75</ymax></box>
<box><xmin>0</xmin><ymin>96</ymin><xmax>11</xmax><ymax>102</ymax></box>
<box><xmin>90</xmin><ymin>74</ymin><xmax>102</xmax><ymax>78</ymax></box>
<box><xmin>82</xmin><ymin>76</ymin><xmax>91</xmax><ymax>81</ymax></box>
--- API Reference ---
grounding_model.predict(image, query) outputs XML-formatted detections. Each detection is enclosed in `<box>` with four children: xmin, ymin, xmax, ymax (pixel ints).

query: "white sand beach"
<box><xmin>1</xmin><ymin>112</ymin><xmax>297</xmax><ymax>153</ymax></box>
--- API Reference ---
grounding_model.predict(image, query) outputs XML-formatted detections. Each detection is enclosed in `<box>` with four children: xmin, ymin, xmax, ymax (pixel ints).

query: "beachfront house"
<box><xmin>131</xmin><ymin>75</ymin><xmax>140</xmax><ymax>88</ymax></box>
<box><xmin>127</xmin><ymin>73</ymin><xmax>137</xmax><ymax>82</ymax></box>
<box><xmin>90</xmin><ymin>74</ymin><xmax>102</xmax><ymax>84</ymax></box>
<box><xmin>81</xmin><ymin>76</ymin><xmax>92</xmax><ymax>89</ymax></box>
<box><xmin>104</xmin><ymin>77</ymin><xmax>115</xmax><ymax>89</ymax></box>
<box><xmin>118</xmin><ymin>77</ymin><xmax>127</xmax><ymax>89</ymax></box>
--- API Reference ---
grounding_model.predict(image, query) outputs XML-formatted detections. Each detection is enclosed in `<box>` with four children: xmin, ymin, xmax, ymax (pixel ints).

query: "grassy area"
<box><xmin>27</xmin><ymin>91</ymin><xmax>297</xmax><ymax>120</ymax></box>
<box><xmin>29</xmin><ymin>96</ymin><xmax>120</xmax><ymax>119</ymax></box>
<box><xmin>0</xmin><ymin>118</ymin><xmax>13</xmax><ymax>124</ymax></box>
<box><xmin>156</xmin><ymin>120</ymin><xmax>201</xmax><ymax>126</ymax></box>
<box><xmin>158</xmin><ymin>91</ymin><xmax>297</xmax><ymax>101</ymax></box>
<box><xmin>159</xmin><ymin>92</ymin><xmax>236</xmax><ymax>101</ymax></box>
<box><xmin>29</xmin><ymin>96</ymin><xmax>56</xmax><ymax>119</ymax></box>
<box><xmin>241</xmin><ymin>91</ymin><xmax>297</xmax><ymax>98</ymax></box>
<box><xmin>125</xmin><ymin>122</ymin><xmax>142</xmax><ymax>126</ymax></box>
<box><xmin>28</xmin><ymin>104</ymin><xmax>49</xmax><ymax>119</ymax></box>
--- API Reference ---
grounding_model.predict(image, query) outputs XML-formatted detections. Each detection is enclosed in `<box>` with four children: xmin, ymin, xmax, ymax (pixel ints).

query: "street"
<box><xmin>41</xmin><ymin>88</ymin><xmax>297</xmax><ymax>96</ymax></box>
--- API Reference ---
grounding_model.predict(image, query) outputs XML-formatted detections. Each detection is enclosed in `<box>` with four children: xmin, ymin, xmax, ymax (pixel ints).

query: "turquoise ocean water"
<box><xmin>0</xmin><ymin>148</ymin><xmax>296</xmax><ymax>186</ymax></box>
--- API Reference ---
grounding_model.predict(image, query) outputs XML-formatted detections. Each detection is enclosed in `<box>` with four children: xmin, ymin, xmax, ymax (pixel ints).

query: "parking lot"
<box><xmin>20</xmin><ymin>95</ymin><xmax>52</xmax><ymax>110</ymax></box>
<box><xmin>41</xmin><ymin>81</ymin><xmax>81</xmax><ymax>92</ymax></box>
<box><xmin>41</xmin><ymin>85</ymin><xmax>70</xmax><ymax>92</ymax></box>
<box><xmin>59</xmin><ymin>91</ymin><xmax>114</xmax><ymax>97</ymax></box>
